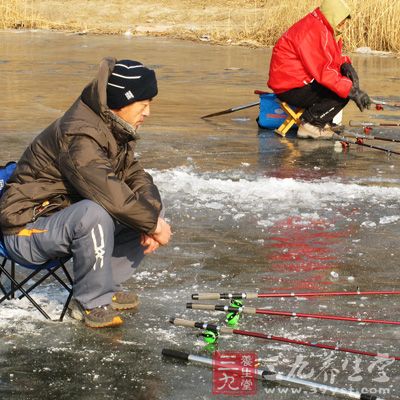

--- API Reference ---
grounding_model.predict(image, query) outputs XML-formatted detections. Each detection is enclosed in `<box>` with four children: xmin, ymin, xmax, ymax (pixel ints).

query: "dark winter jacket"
<box><xmin>0</xmin><ymin>57</ymin><xmax>162</xmax><ymax>235</ymax></box>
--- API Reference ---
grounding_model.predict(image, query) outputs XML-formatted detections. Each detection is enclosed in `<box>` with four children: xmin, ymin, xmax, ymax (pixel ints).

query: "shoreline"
<box><xmin>2</xmin><ymin>0</ymin><xmax>400</xmax><ymax>53</ymax></box>
<box><xmin>0</xmin><ymin>28</ymin><xmax>395</xmax><ymax>59</ymax></box>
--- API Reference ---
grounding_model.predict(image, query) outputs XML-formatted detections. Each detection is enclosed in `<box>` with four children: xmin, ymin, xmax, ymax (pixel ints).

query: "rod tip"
<box><xmin>186</xmin><ymin>303</ymin><xmax>193</xmax><ymax>309</ymax></box>
<box><xmin>191</xmin><ymin>294</ymin><xmax>199</xmax><ymax>300</ymax></box>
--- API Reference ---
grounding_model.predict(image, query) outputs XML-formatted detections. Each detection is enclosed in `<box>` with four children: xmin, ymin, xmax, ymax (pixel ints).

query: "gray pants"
<box><xmin>4</xmin><ymin>200</ymin><xmax>145</xmax><ymax>309</ymax></box>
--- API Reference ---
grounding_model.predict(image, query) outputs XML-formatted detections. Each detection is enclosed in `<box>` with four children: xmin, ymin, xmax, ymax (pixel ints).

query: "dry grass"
<box><xmin>1</xmin><ymin>0</ymin><xmax>399</xmax><ymax>52</ymax></box>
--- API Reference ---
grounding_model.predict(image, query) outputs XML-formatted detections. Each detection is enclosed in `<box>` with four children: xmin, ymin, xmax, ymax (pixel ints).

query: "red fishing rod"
<box><xmin>343</xmin><ymin>129</ymin><xmax>400</xmax><ymax>143</ymax></box>
<box><xmin>191</xmin><ymin>289</ymin><xmax>400</xmax><ymax>300</ymax></box>
<box><xmin>187</xmin><ymin>303</ymin><xmax>400</xmax><ymax>326</ymax></box>
<box><xmin>345</xmin><ymin>131</ymin><xmax>400</xmax><ymax>144</ymax></box>
<box><xmin>334</xmin><ymin>132</ymin><xmax>400</xmax><ymax>155</ymax></box>
<box><xmin>170</xmin><ymin>318</ymin><xmax>400</xmax><ymax>361</ymax></box>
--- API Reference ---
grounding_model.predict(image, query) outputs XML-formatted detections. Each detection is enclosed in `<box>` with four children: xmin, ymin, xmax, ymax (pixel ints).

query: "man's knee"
<box><xmin>75</xmin><ymin>200</ymin><xmax>115</xmax><ymax>236</ymax></box>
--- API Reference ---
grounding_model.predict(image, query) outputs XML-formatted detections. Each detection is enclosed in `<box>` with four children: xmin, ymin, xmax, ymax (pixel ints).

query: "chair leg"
<box><xmin>0</xmin><ymin>266</ymin><xmax>51</xmax><ymax>319</ymax></box>
<box><xmin>275</xmin><ymin>102</ymin><xmax>304</xmax><ymax>137</ymax></box>
<box><xmin>0</xmin><ymin>267</ymin><xmax>44</xmax><ymax>303</ymax></box>
<box><xmin>16</xmin><ymin>261</ymin><xmax>74</xmax><ymax>322</ymax></box>
<box><xmin>17</xmin><ymin>268</ymin><xmax>55</xmax><ymax>300</ymax></box>
<box><xmin>60</xmin><ymin>289</ymin><xmax>74</xmax><ymax>321</ymax></box>
<box><xmin>0</xmin><ymin>273</ymin><xmax>7</xmax><ymax>297</ymax></box>
<box><xmin>11</xmin><ymin>260</ymin><xmax>15</xmax><ymax>299</ymax></box>
<box><xmin>58</xmin><ymin>263</ymin><xmax>74</xmax><ymax>321</ymax></box>
<box><xmin>0</xmin><ymin>258</ymin><xmax>9</xmax><ymax>298</ymax></box>
<box><xmin>0</xmin><ymin>257</ymin><xmax>73</xmax><ymax>321</ymax></box>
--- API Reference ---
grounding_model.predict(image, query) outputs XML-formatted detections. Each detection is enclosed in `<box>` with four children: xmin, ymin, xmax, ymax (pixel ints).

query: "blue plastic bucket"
<box><xmin>257</xmin><ymin>93</ymin><xmax>287</xmax><ymax>129</ymax></box>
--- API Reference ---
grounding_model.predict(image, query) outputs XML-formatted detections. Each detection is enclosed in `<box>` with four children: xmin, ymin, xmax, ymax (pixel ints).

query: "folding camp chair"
<box><xmin>0</xmin><ymin>162</ymin><xmax>73</xmax><ymax>321</ymax></box>
<box><xmin>274</xmin><ymin>101</ymin><xmax>304</xmax><ymax>137</ymax></box>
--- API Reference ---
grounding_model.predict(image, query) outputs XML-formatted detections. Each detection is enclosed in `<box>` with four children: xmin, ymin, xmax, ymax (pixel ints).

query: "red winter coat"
<box><xmin>267</xmin><ymin>8</ymin><xmax>353</xmax><ymax>99</ymax></box>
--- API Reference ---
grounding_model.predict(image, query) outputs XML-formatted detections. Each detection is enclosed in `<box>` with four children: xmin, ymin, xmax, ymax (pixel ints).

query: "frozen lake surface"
<box><xmin>0</xmin><ymin>31</ymin><xmax>399</xmax><ymax>399</ymax></box>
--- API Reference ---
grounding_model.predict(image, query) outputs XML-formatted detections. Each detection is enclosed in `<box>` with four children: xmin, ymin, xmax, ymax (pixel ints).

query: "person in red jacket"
<box><xmin>268</xmin><ymin>0</ymin><xmax>370</xmax><ymax>139</ymax></box>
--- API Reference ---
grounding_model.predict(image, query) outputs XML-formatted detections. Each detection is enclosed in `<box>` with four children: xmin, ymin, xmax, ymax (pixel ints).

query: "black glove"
<box><xmin>348</xmin><ymin>86</ymin><xmax>371</xmax><ymax>112</ymax></box>
<box><xmin>341</xmin><ymin>62</ymin><xmax>359</xmax><ymax>89</ymax></box>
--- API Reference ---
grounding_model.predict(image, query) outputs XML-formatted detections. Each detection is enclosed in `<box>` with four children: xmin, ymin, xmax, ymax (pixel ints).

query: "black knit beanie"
<box><xmin>107</xmin><ymin>60</ymin><xmax>158</xmax><ymax>109</ymax></box>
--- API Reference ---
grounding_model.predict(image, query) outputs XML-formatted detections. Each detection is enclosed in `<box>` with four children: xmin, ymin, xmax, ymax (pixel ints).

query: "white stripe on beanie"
<box><xmin>111</xmin><ymin>73</ymin><xmax>142</xmax><ymax>80</ymax></box>
<box><xmin>114</xmin><ymin>63</ymin><xmax>144</xmax><ymax>69</ymax></box>
<box><xmin>107</xmin><ymin>82</ymin><xmax>125</xmax><ymax>89</ymax></box>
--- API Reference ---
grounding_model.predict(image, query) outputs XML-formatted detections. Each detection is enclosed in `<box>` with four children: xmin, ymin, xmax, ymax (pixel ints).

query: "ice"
<box><xmin>361</xmin><ymin>221</ymin><xmax>377</xmax><ymax>228</ymax></box>
<box><xmin>0</xmin><ymin>286</ymin><xmax>69</xmax><ymax>327</ymax></box>
<box><xmin>150</xmin><ymin>167</ymin><xmax>400</xmax><ymax>214</ymax></box>
<box><xmin>355</xmin><ymin>47</ymin><xmax>393</xmax><ymax>56</ymax></box>
<box><xmin>379</xmin><ymin>215</ymin><xmax>400</xmax><ymax>224</ymax></box>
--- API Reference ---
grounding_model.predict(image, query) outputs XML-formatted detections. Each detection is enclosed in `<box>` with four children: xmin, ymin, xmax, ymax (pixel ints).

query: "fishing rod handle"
<box><xmin>191</xmin><ymin>293</ymin><xmax>222</xmax><ymax>300</ymax></box>
<box><xmin>187</xmin><ymin>303</ymin><xmax>216</xmax><ymax>310</ymax></box>
<box><xmin>162</xmin><ymin>348</ymin><xmax>190</xmax><ymax>361</ymax></box>
<box><xmin>192</xmin><ymin>292</ymin><xmax>258</xmax><ymax>300</ymax></box>
<box><xmin>170</xmin><ymin>317</ymin><xmax>220</xmax><ymax>332</ymax></box>
<box><xmin>349</xmin><ymin>120</ymin><xmax>378</xmax><ymax>127</ymax></box>
<box><xmin>170</xmin><ymin>318</ymin><xmax>198</xmax><ymax>328</ymax></box>
<box><xmin>187</xmin><ymin>303</ymin><xmax>258</xmax><ymax>314</ymax></box>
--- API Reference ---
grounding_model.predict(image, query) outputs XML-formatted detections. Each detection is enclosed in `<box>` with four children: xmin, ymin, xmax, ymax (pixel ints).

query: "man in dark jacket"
<box><xmin>268</xmin><ymin>0</ymin><xmax>371</xmax><ymax>139</ymax></box>
<box><xmin>0</xmin><ymin>57</ymin><xmax>171</xmax><ymax>328</ymax></box>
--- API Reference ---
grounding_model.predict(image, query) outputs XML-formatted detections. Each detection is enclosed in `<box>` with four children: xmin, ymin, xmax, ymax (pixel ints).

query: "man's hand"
<box><xmin>341</xmin><ymin>62</ymin><xmax>359</xmax><ymax>89</ymax></box>
<box><xmin>349</xmin><ymin>86</ymin><xmax>371</xmax><ymax>112</ymax></box>
<box><xmin>141</xmin><ymin>234</ymin><xmax>160</xmax><ymax>254</ymax></box>
<box><xmin>151</xmin><ymin>217</ymin><xmax>172</xmax><ymax>246</ymax></box>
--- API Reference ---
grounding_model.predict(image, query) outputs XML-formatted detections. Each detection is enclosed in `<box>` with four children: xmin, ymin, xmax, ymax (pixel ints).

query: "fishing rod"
<box><xmin>333</xmin><ymin>133</ymin><xmax>400</xmax><ymax>155</ymax></box>
<box><xmin>162</xmin><ymin>347</ymin><xmax>384</xmax><ymax>400</ymax></box>
<box><xmin>350</xmin><ymin>120</ymin><xmax>400</xmax><ymax>128</ymax></box>
<box><xmin>187</xmin><ymin>303</ymin><xmax>400</xmax><ymax>326</ymax></box>
<box><xmin>201</xmin><ymin>101</ymin><xmax>260</xmax><ymax>119</ymax></box>
<box><xmin>371</xmin><ymin>98</ymin><xmax>400</xmax><ymax>109</ymax></box>
<box><xmin>191</xmin><ymin>289</ymin><xmax>400</xmax><ymax>300</ymax></box>
<box><xmin>342</xmin><ymin>130</ymin><xmax>400</xmax><ymax>143</ymax></box>
<box><xmin>170</xmin><ymin>318</ymin><xmax>400</xmax><ymax>361</ymax></box>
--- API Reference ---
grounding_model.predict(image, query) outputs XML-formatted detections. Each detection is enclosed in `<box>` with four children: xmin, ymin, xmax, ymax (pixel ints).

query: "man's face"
<box><xmin>113</xmin><ymin>99</ymin><xmax>151</xmax><ymax>128</ymax></box>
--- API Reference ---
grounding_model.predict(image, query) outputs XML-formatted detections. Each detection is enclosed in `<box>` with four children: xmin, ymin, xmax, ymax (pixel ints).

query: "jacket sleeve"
<box><xmin>297</xmin><ymin>28</ymin><xmax>353</xmax><ymax>98</ymax></box>
<box><xmin>123</xmin><ymin>143</ymin><xmax>162</xmax><ymax>213</ymax></box>
<box><xmin>59</xmin><ymin>134</ymin><xmax>160</xmax><ymax>234</ymax></box>
<box><xmin>338</xmin><ymin>38</ymin><xmax>352</xmax><ymax>65</ymax></box>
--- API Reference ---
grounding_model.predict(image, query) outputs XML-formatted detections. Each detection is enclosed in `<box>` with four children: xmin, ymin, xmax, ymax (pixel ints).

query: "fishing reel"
<box><xmin>198</xmin><ymin>300</ymin><xmax>244</xmax><ymax>344</ymax></box>
<box><xmin>225</xmin><ymin>299</ymin><xmax>243</xmax><ymax>327</ymax></box>
<box><xmin>199</xmin><ymin>329</ymin><xmax>219</xmax><ymax>344</ymax></box>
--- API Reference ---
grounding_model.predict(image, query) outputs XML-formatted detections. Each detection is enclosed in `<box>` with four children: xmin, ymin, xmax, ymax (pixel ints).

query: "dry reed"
<box><xmin>1</xmin><ymin>0</ymin><xmax>399</xmax><ymax>52</ymax></box>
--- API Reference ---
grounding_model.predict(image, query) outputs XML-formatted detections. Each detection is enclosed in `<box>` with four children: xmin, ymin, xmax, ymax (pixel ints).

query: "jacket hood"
<box><xmin>320</xmin><ymin>0</ymin><xmax>351</xmax><ymax>28</ymax></box>
<box><xmin>81</xmin><ymin>57</ymin><xmax>140</xmax><ymax>143</ymax></box>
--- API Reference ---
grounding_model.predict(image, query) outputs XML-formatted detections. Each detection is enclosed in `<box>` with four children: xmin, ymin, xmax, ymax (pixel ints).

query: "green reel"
<box><xmin>230</xmin><ymin>299</ymin><xmax>243</xmax><ymax>308</ymax></box>
<box><xmin>201</xmin><ymin>329</ymin><xmax>219</xmax><ymax>344</ymax></box>
<box><xmin>225</xmin><ymin>299</ymin><xmax>242</xmax><ymax>326</ymax></box>
<box><xmin>225</xmin><ymin>311</ymin><xmax>240</xmax><ymax>326</ymax></box>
